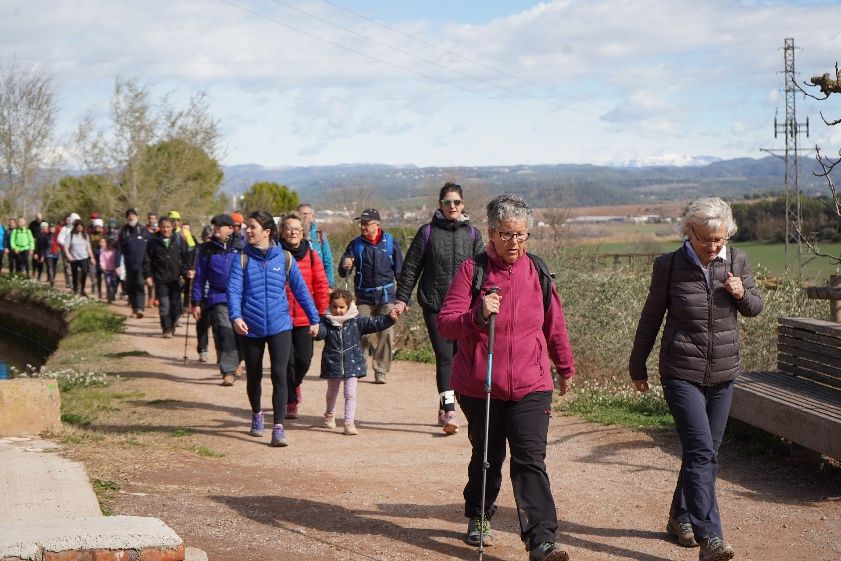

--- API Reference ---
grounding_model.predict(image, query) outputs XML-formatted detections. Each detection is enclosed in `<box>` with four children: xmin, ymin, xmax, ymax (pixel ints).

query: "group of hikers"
<box><xmin>13</xmin><ymin>187</ymin><xmax>759</xmax><ymax>561</ymax></box>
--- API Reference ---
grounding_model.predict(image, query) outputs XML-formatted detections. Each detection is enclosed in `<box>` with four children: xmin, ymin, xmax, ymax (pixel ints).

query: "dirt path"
<box><xmin>65</xmin><ymin>299</ymin><xmax>841</xmax><ymax>561</ymax></box>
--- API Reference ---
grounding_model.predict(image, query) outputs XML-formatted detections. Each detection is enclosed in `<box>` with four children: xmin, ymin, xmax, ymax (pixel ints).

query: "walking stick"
<box><xmin>182</xmin><ymin>276</ymin><xmax>194</xmax><ymax>362</ymax></box>
<box><xmin>478</xmin><ymin>287</ymin><xmax>500</xmax><ymax>561</ymax></box>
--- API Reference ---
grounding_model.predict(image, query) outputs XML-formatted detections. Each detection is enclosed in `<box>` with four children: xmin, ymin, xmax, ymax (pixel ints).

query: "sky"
<box><xmin>2</xmin><ymin>0</ymin><xmax>841</xmax><ymax>168</ymax></box>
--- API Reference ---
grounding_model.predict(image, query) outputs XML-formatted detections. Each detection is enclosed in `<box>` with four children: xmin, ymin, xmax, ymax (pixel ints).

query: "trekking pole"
<box><xmin>478</xmin><ymin>286</ymin><xmax>500</xmax><ymax>561</ymax></box>
<box><xmin>182</xmin><ymin>276</ymin><xmax>194</xmax><ymax>362</ymax></box>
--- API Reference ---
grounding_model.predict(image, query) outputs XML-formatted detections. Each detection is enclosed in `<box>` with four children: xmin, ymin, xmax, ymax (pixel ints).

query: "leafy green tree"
<box><xmin>241</xmin><ymin>181</ymin><xmax>299</xmax><ymax>216</ymax></box>
<box><xmin>42</xmin><ymin>175</ymin><xmax>119</xmax><ymax>223</ymax></box>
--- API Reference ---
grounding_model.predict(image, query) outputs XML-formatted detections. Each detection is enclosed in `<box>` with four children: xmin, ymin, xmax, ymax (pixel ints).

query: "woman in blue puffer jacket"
<box><xmin>228</xmin><ymin>210</ymin><xmax>320</xmax><ymax>447</ymax></box>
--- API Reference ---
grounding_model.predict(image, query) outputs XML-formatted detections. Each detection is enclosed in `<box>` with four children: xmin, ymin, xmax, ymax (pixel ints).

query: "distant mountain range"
<box><xmin>220</xmin><ymin>156</ymin><xmax>837</xmax><ymax>208</ymax></box>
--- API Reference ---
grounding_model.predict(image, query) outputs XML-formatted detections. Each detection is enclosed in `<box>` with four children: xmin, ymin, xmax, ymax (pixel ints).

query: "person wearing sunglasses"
<box><xmin>394</xmin><ymin>182</ymin><xmax>484</xmax><ymax>435</ymax></box>
<box><xmin>629</xmin><ymin>197</ymin><xmax>763</xmax><ymax>561</ymax></box>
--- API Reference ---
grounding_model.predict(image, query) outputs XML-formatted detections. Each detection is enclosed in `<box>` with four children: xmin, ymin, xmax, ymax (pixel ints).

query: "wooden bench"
<box><xmin>730</xmin><ymin>317</ymin><xmax>841</xmax><ymax>461</ymax></box>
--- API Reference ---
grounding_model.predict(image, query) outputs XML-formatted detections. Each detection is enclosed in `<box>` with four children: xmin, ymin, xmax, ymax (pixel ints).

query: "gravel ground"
<box><xmin>63</xmin><ymin>301</ymin><xmax>841</xmax><ymax>561</ymax></box>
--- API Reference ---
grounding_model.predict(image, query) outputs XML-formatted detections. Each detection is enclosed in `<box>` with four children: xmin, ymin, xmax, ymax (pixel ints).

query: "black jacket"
<box><xmin>119</xmin><ymin>223</ymin><xmax>150</xmax><ymax>270</ymax></box>
<box><xmin>396</xmin><ymin>211</ymin><xmax>483</xmax><ymax>313</ymax></box>
<box><xmin>629</xmin><ymin>243</ymin><xmax>764</xmax><ymax>386</ymax></box>
<box><xmin>143</xmin><ymin>233</ymin><xmax>189</xmax><ymax>284</ymax></box>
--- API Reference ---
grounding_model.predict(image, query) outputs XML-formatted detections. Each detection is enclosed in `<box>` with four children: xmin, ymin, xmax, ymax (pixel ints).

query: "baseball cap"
<box><xmin>168</xmin><ymin>210</ymin><xmax>182</xmax><ymax>220</ymax></box>
<box><xmin>211</xmin><ymin>213</ymin><xmax>235</xmax><ymax>227</ymax></box>
<box><xmin>92</xmin><ymin>218</ymin><xmax>104</xmax><ymax>228</ymax></box>
<box><xmin>230</xmin><ymin>212</ymin><xmax>244</xmax><ymax>225</ymax></box>
<box><xmin>125</xmin><ymin>208</ymin><xmax>138</xmax><ymax>218</ymax></box>
<box><xmin>355</xmin><ymin>208</ymin><xmax>381</xmax><ymax>222</ymax></box>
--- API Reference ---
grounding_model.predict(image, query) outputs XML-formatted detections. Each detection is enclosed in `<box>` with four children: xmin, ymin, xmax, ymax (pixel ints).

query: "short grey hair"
<box><xmin>678</xmin><ymin>197</ymin><xmax>738</xmax><ymax>238</ymax></box>
<box><xmin>486</xmin><ymin>193</ymin><xmax>533</xmax><ymax>230</ymax></box>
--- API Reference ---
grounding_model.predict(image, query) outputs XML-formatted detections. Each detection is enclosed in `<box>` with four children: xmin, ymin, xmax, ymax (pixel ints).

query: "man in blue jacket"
<box><xmin>191</xmin><ymin>214</ymin><xmax>244</xmax><ymax>386</ymax></box>
<box><xmin>118</xmin><ymin>208</ymin><xmax>150</xmax><ymax>318</ymax></box>
<box><xmin>297</xmin><ymin>203</ymin><xmax>334</xmax><ymax>288</ymax></box>
<box><xmin>338</xmin><ymin>208</ymin><xmax>404</xmax><ymax>384</ymax></box>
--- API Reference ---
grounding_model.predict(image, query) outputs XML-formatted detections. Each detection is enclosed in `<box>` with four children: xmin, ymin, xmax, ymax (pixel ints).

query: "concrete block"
<box><xmin>0</xmin><ymin>379</ymin><xmax>62</xmax><ymax>437</ymax></box>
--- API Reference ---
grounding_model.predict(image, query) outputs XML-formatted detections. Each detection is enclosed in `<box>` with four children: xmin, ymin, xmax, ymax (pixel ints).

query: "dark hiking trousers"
<box><xmin>423</xmin><ymin>310</ymin><xmax>458</xmax><ymax>412</ymax></box>
<box><xmin>208</xmin><ymin>303</ymin><xmax>238</xmax><ymax>376</ymax></box>
<box><xmin>196</xmin><ymin>301</ymin><xmax>209</xmax><ymax>354</ymax></box>
<box><xmin>155</xmin><ymin>280</ymin><xmax>182</xmax><ymax>333</ymax></box>
<box><xmin>125</xmin><ymin>267</ymin><xmax>145</xmax><ymax>313</ymax></box>
<box><xmin>662</xmin><ymin>377</ymin><xmax>734</xmax><ymax>541</ymax></box>
<box><xmin>286</xmin><ymin>325</ymin><xmax>314</xmax><ymax>404</ymax></box>
<box><xmin>242</xmin><ymin>330</ymin><xmax>292</xmax><ymax>426</ymax></box>
<box><xmin>458</xmin><ymin>390</ymin><xmax>558</xmax><ymax>550</ymax></box>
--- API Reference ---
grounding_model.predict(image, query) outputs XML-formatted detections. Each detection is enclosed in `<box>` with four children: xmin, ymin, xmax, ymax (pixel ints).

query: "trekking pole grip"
<box><xmin>486</xmin><ymin>287</ymin><xmax>500</xmax><ymax>356</ymax></box>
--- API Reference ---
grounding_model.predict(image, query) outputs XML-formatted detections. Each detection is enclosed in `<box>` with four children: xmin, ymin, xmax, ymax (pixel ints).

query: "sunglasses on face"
<box><xmin>440</xmin><ymin>199</ymin><xmax>463</xmax><ymax>207</ymax></box>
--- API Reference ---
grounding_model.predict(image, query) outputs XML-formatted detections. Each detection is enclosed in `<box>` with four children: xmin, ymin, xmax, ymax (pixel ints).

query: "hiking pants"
<box><xmin>46</xmin><ymin>256</ymin><xmax>58</xmax><ymax>286</ymax></box>
<box><xmin>15</xmin><ymin>251</ymin><xmax>30</xmax><ymax>276</ymax></box>
<box><xmin>155</xmin><ymin>280</ymin><xmax>182</xmax><ymax>333</ymax></box>
<box><xmin>33</xmin><ymin>255</ymin><xmax>44</xmax><ymax>280</ymax></box>
<box><xmin>242</xmin><ymin>330</ymin><xmax>292</xmax><ymax>426</ymax></box>
<box><xmin>423</xmin><ymin>310</ymin><xmax>458</xmax><ymax>412</ymax></box>
<box><xmin>61</xmin><ymin>254</ymin><xmax>71</xmax><ymax>288</ymax></box>
<box><xmin>662</xmin><ymin>377</ymin><xmax>733</xmax><ymax>541</ymax></box>
<box><xmin>196</xmin><ymin>301</ymin><xmax>209</xmax><ymax>354</ymax></box>
<box><xmin>125</xmin><ymin>266</ymin><xmax>145</xmax><ymax>313</ymax></box>
<box><xmin>286</xmin><ymin>325</ymin><xmax>314</xmax><ymax>404</ymax></box>
<box><xmin>70</xmin><ymin>259</ymin><xmax>90</xmax><ymax>294</ymax></box>
<box><xmin>357</xmin><ymin>302</ymin><xmax>393</xmax><ymax>375</ymax></box>
<box><xmin>208</xmin><ymin>303</ymin><xmax>238</xmax><ymax>376</ymax></box>
<box><xmin>458</xmin><ymin>390</ymin><xmax>558</xmax><ymax>550</ymax></box>
<box><xmin>104</xmin><ymin>271</ymin><xmax>119</xmax><ymax>302</ymax></box>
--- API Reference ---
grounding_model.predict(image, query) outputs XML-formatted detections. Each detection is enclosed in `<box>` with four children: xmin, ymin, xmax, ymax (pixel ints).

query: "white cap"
<box><xmin>92</xmin><ymin>218</ymin><xmax>104</xmax><ymax>227</ymax></box>
<box><xmin>67</xmin><ymin>213</ymin><xmax>81</xmax><ymax>224</ymax></box>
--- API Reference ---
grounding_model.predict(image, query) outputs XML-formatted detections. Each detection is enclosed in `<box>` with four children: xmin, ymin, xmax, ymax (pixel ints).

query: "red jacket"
<box><xmin>437</xmin><ymin>244</ymin><xmax>575</xmax><ymax>401</ymax></box>
<box><xmin>287</xmin><ymin>248</ymin><xmax>330</xmax><ymax>327</ymax></box>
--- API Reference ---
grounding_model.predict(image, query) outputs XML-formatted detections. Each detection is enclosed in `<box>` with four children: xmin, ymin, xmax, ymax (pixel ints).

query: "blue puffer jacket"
<box><xmin>316</xmin><ymin>308</ymin><xmax>395</xmax><ymax>379</ymax></box>
<box><xmin>191</xmin><ymin>237</ymin><xmax>245</xmax><ymax>307</ymax></box>
<box><xmin>227</xmin><ymin>243</ymin><xmax>320</xmax><ymax>338</ymax></box>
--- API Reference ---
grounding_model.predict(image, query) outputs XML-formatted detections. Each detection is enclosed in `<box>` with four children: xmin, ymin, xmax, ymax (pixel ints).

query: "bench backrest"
<box><xmin>777</xmin><ymin>317</ymin><xmax>841</xmax><ymax>389</ymax></box>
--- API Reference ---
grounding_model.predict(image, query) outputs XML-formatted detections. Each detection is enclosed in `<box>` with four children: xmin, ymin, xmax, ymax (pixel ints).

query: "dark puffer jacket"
<box><xmin>629</xmin><ymin>243</ymin><xmax>763</xmax><ymax>386</ymax></box>
<box><xmin>396</xmin><ymin>211</ymin><xmax>483</xmax><ymax>313</ymax></box>
<box><xmin>142</xmin><ymin>233</ymin><xmax>189</xmax><ymax>284</ymax></box>
<box><xmin>316</xmin><ymin>310</ymin><xmax>395</xmax><ymax>379</ymax></box>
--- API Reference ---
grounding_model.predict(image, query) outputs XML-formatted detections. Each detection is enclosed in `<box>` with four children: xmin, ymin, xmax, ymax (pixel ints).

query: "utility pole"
<box><xmin>774</xmin><ymin>38</ymin><xmax>810</xmax><ymax>279</ymax></box>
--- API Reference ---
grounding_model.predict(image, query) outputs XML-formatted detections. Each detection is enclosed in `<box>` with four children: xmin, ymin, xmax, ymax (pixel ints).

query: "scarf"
<box><xmin>324</xmin><ymin>302</ymin><xmax>360</xmax><ymax>327</ymax></box>
<box><xmin>280</xmin><ymin>238</ymin><xmax>310</xmax><ymax>261</ymax></box>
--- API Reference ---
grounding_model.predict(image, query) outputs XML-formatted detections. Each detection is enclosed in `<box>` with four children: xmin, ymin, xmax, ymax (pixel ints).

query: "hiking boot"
<box><xmin>443</xmin><ymin>410</ymin><xmax>460</xmax><ymax>435</ymax></box>
<box><xmin>666</xmin><ymin>515</ymin><xmax>698</xmax><ymax>547</ymax></box>
<box><xmin>374</xmin><ymin>372</ymin><xmax>386</xmax><ymax>384</ymax></box>
<box><xmin>323</xmin><ymin>413</ymin><xmax>336</xmax><ymax>429</ymax></box>
<box><xmin>249</xmin><ymin>412</ymin><xmax>264</xmax><ymax>437</ymax></box>
<box><xmin>437</xmin><ymin>409</ymin><xmax>446</xmax><ymax>427</ymax></box>
<box><xmin>221</xmin><ymin>374</ymin><xmax>235</xmax><ymax>386</ymax></box>
<box><xmin>162</xmin><ymin>331</ymin><xmax>172</xmax><ymax>339</ymax></box>
<box><xmin>270</xmin><ymin>424</ymin><xmax>288</xmax><ymax>447</ymax></box>
<box><xmin>135</xmin><ymin>310</ymin><xmax>144</xmax><ymax>319</ymax></box>
<box><xmin>344</xmin><ymin>421</ymin><xmax>358</xmax><ymax>435</ymax></box>
<box><xmin>529</xmin><ymin>542</ymin><xmax>569</xmax><ymax>561</ymax></box>
<box><xmin>285</xmin><ymin>402</ymin><xmax>298</xmax><ymax>420</ymax></box>
<box><xmin>466</xmin><ymin>516</ymin><xmax>493</xmax><ymax>547</ymax></box>
<box><xmin>198</xmin><ymin>351</ymin><xmax>208</xmax><ymax>362</ymax></box>
<box><xmin>699</xmin><ymin>537</ymin><xmax>734</xmax><ymax>561</ymax></box>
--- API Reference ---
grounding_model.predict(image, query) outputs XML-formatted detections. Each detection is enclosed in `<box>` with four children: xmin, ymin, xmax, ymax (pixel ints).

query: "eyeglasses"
<box><xmin>691</xmin><ymin>226</ymin><xmax>729</xmax><ymax>247</ymax></box>
<box><xmin>284</xmin><ymin>227</ymin><xmax>303</xmax><ymax>234</ymax></box>
<box><xmin>440</xmin><ymin>199</ymin><xmax>463</xmax><ymax>207</ymax></box>
<box><xmin>496</xmin><ymin>230</ymin><xmax>530</xmax><ymax>243</ymax></box>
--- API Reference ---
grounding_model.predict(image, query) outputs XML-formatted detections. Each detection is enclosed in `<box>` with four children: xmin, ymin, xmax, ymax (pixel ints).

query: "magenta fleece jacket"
<box><xmin>437</xmin><ymin>244</ymin><xmax>576</xmax><ymax>401</ymax></box>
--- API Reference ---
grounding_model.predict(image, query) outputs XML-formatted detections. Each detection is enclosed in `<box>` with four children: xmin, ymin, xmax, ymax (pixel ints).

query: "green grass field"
<box><xmin>585</xmin><ymin>240</ymin><xmax>841</xmax><ymax>282</ymax></box>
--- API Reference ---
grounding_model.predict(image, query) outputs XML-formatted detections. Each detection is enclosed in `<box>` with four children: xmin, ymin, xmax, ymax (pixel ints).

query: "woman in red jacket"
<box><xmin>437</xmin><ymin>193</ymin><xmax>575</xmax><ymax>561</ymax></box>
<box><xmin>281</xmin><ymin>212</ymin><xmax>330</xmax><ymax>419</ymax></box>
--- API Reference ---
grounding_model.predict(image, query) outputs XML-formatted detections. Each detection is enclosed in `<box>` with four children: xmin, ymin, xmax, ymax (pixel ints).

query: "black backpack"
<box><xmin>470</xmin><ymin>251</ymin><xmax>556</xmax><ymax>313</ymax></box>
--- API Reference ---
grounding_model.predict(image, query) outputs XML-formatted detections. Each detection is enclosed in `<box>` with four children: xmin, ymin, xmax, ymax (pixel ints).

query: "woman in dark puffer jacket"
<box><xmin>629</xmin><ymin>197</ymin><xmax>763</xmax><ymax>561</ymax></box>
<box><xmin>394</xmin><ymin>182</ymin><xmax>484</xmax><ymax>435</ymax></box>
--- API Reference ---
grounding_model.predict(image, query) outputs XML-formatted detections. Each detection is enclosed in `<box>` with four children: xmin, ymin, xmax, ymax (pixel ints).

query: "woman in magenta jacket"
<box><xmin>437</xmin><ymin>193</ymin><xmax>575</xmax><ymax>561</ymax></box>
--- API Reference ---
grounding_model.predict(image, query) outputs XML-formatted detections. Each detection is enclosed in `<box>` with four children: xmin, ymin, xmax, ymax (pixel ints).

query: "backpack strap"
<box><xmin>470</xmin><ymin>251</ymin><xmax>556</xmax><ymax>314</ymax></box>
<box><xmin>422</xmin><ymin>223</ymin><xmax>432</xmax><ymax>251</ymax></box>
<box><xmin>285</xmin><ymin>250</ymin><xmax>293</xmax><ymax>274</ymax></box>
<box><xmin>470</xmin><ymin>251</ymin><xmax>489</xmax><ymax>306</ymax></box>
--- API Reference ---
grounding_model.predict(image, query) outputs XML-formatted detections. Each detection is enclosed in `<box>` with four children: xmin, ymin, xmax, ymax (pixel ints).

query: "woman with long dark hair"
<box><xmin>64</xmin><ymin>219</ymin><xmax>94</xmax><ymax>296</ymax></box>
<box><xmin>395</xmin><ymin>182</ymin><xmax>483</xmax><ymax>434</ymax></box>
<box><xmin>227</xmin><ymin>210</ymin><xmax>320</xmax><ymax>447</ymax></box>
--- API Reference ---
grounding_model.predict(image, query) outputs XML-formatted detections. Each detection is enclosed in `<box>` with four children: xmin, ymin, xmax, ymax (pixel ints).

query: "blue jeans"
<box><xmin>662</xmin><ymin>377</ymin><xmax>734</xmax><ymax>540</ymax></box>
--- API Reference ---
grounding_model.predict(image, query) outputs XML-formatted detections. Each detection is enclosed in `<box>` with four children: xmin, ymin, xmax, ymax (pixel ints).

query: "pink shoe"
<box><xmin>437</xmin><ymin>409</ymin><xmax>446</xmax><ymax>427</ymax></box>
<box><xmin>285</xmin><ymin>402</ymin><xmax>298</xmax><ymax>420</ymax></box>
<box><xmin>443</xmin><ymin>411</ymin><xmax>459</xmax><ymax>435</ymax></box>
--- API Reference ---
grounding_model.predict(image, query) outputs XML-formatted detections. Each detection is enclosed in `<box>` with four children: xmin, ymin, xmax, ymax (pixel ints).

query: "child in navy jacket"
<box><xmin>316</xmin><ymin>288</ymin><xmax>398</xmax><ymax>435</ymax></box>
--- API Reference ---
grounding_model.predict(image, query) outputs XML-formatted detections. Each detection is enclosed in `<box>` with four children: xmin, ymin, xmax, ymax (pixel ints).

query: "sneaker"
<box><xmin>437</xmin><ymin>409</ymin><xmax>446</xmax><ymax>427</ymax></box>
<box><xmin>136</xmin><ymin>310</ymin><xmax>144</xmax><ymax>319</ymax></box>
<box><xmin>374</xmin><ymin>372</ymin><xmax>386</xmax><ymax>384</ymax></box>
<box><xmin>443</xmin><ymin>410</ymin><xmax>460</xmax><ymax>435</ymax></box>
<box><xmin>466</xmin><ymin>516</ymin><xmax>493</xmax><ymax>547</ymax></box>
<box><xmin>162</xmin><ymin>331</ymin><xmax>172</xmax><ymax>339</ymax></box>
<box><xmin>270</xmin><ymin>424</ymin><xmax>288</xmax><ymax>447</ymax></box>
<box><xmin>343</xmin><ymin>421</ymin><xmax>358</xmax><ymax>435</ymax></box>
<box><xmin>235</xmin><ymin>363</ymin><xmax>245</xmax><ymax>378</ymax></box>
<box><xmin>249</xmin><ymin>412</ymin><xmax>264</xmax><ymax>437</ymax></box>
<box><xmin>221</xmin><ymin>374</ymin><xmax>235</xmax><ymax>386</ymax></box>
<box><xmin>198</xmin><ymin>351</ymin><xmax>208</xmax><ymax>362</ymax></box>
<box><xmin>285</xmin><ymin>402</ymin><xmax>298</xmax><ymax>420</ymax></box>
<box><xmin>666</xmin><ymin>516</ymin><xmax>698</xmax><ymax>547</ymax></box>
<box><xmin>699</xmin><ymin>537</ymin><xmax>734</xmax><ymax>561</ymax></box>
<box><xmin>323</xmin><ymin>413</ymin><xmax>336</xmax><ymax>429</ymax></box>
<box><xmin>529</xmin><ymin>542</ymin><xmax>569</xmax><ymax>561</ymax></box>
